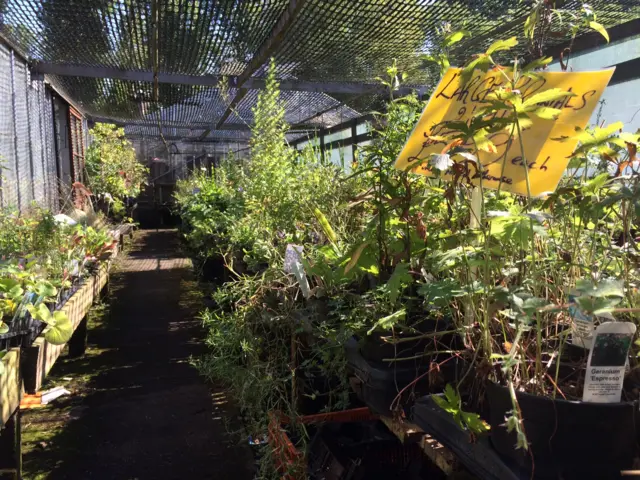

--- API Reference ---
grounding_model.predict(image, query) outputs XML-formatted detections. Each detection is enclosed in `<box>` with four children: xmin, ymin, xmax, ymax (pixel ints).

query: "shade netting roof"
<box><xmin>0</xmin><ymin>0</ymin><xmax>638</xmax><ymax>143</ymax></box>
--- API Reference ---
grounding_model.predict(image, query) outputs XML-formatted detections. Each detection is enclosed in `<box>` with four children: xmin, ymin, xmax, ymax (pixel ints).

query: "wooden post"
<box><xmin>21</xmin><ymin>345</ymin><xmax>40</xmax><ymax>394</ymax></box>
<box><xmin>68</xmin><ymin>316</ymin><xmax>88</xmax><ymax>358</ymax></box>
<box><xmin>0</xmin><ymin>411</ymin><xmax>21</xmax><ymax>480</ymax></box>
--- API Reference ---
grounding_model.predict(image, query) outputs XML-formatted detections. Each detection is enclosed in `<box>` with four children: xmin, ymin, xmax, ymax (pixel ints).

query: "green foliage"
<box><xmin>404</xmin><ymin>1</ymin><xmax>640</xmax><ymax>451</ymax></box>
<box><xmin>0</xmin><ymin>207</ymin><xmax>114</xmax><ymax>355</ymax></box>
<box><xmin>176</xmin><ymin>4</ymin><xmax>634</xmax><ymax>464</ymax></box>
<box><xmin>175</xmin><ymin>60</ymin><xmax>360</xmax><ymax>271</ymax></box>
<box><xmin>174</xmin><ymin>165</ymin><xmax>243</xmax><ymax>262</ymax></box>
<box><xmin>174</xmin><ymin>59</ymin><xmax>365</xmax><ymax>460</ymax></box>
<box><xmin>86</xmin><ymin>123</ymin><xmax>149</xmax><ymax>217</ymax></box>
<box><xmin>350</xmin><ymin>79</ymin><xmax>427</xmax><ymax>278</ymax></box>
<box><xmin>432</xmin><ymin>384</ymin><xmax>490</xmax><ymax>435</ymax></box>
<box><xmin>367</xmin><ymin>309</ymin><xmax>406</xmax><ymax>335</ymax></box>
<box><xmin>26</xmin><ymin>304</ymin><xmax>73</xmax><ymax>345</ymax></box>
<box><xmin>384</xmin><ymin>263</ymin><xmax>412</xmax><ymax>305</ymax></box>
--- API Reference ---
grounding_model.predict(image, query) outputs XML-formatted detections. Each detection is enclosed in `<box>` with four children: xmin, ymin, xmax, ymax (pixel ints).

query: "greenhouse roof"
<box><xmin>0</xmin><ymin>0</ymin><xmax>638</xmax><ymax>143</ymax></box>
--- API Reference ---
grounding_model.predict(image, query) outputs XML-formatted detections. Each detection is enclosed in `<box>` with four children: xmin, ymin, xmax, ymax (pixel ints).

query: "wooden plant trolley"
<box><xmin>0</xmin><ymin>349</ymin><xmax>21</xmax><ymax>478</ymax></box>
<box><xmin>0</xmin><ymin>224</ymin><xmax>133</xmax><ymax>480</ymax></box>
<box><xmin>20</xmin><ymin>263</ymin><xmax>110</xmax><ymax>394</ymax></box>
<box><xmin>379</xmin><ymin>416</ymin><xmax>466</xmax><ymax>478</ymax></box>
<box><xmin>380</xmin><ymin>400</ymin><xmax>524</xmax><ymax>480</ymax></box>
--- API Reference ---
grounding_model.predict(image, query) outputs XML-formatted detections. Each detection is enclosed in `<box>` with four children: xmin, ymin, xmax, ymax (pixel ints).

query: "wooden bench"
<box><xmin>379</xmin><ymin>416</ymin><xmax>462</xmax><ymax>477</ymax></box>
<box><xmin>21</xmin><ymin>263</ymin><xmax>110</xmax><ymax>394</ymax></box>
<box><xmin>0</xmin><ymin>223</ymin><xmax>130</xmax><ymax>479</ymax></box>
<box><xmin>109</xmin><ymin>223</ymin><xmax>135</xmax><ymax>251</ymax></box>
<box><xmin>0</xmin><ymin>349</ymin><xmax>22</xmax><ymax>479</ymax></box>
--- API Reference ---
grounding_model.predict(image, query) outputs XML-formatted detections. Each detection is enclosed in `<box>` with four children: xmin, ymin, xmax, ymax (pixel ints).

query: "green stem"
<box><xmin>514</xmin><ymin>108</ymin><xmax>544</xmax><ymax>385</ymax></box>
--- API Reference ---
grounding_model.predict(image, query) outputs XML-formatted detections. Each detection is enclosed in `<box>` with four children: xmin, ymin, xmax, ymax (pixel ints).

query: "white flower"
<box><xmin>430</xmin><ymin>153</ymin><xmax>453</xmax><ymax>171</ymax></box>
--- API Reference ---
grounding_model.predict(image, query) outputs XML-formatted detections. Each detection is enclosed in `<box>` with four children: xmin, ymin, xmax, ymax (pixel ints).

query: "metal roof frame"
<box><xmin>203</xmin><ymin>0</ymin><xmax>307</xmax><ymax>138</ymax></box>
<box><xmin>0</xmin><ymin>0</ymin><xmax>637</xmax><ymax>145</ymax></box>
<box><xmin>32</xmin><ymin>62</ymin><xmax>418</xmax><ymax>96</ymax></box>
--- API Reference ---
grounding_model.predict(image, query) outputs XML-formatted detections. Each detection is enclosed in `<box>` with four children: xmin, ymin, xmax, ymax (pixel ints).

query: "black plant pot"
<box><xmin>346</xmin><ymin>336</ymin><xmax>462</xmax><ymax>416</ymax></box>
<box><xmin>0</xmin><ymin>314</ymin><xmax>46</xmax><ymax>350</ymax></box>
<box><xmin>360</xmin><ymin>316</ymin><xmax>457</xmax><ymax>364</ymax></box>
<box><xmin>201</xmin><ymin>255</ymin><xmax>226</xmax><ymax>283</ymax></box>
<box><xmin>486</xmin><ymin>380</ymin><xmax>637</xmax><ymax>479</ymax></box>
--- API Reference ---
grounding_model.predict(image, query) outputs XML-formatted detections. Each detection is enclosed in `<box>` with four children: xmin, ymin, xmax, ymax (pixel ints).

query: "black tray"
<box><xmin>345</xmin><ymin>337</ymin><xmax>437</xmax><ymax>415</ymax></box>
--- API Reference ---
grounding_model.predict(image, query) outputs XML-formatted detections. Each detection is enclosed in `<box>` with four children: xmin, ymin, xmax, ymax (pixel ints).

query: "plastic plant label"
<box><xmin>394</xmin><ymin>67</ymin><xmax>615</xmax><ymax>197</ymax></box>
<box><xmin>582</xmin><ymin>322</ymin><xmax>636</xmax><ymax>403</ymax></box>
<box><xmin>568</xmin><ymin>292</ymin><xmax>614</xmax><ymax>349</ymax></box>
<box><xmin>284</xmin><ymin>244</ymin><xmax>310</xmax><ymax>298</ymax></box>
<box><xmin>284</xmin><ymin>244</ymin><xmax>304</xmax><ymax>274</ymax></box>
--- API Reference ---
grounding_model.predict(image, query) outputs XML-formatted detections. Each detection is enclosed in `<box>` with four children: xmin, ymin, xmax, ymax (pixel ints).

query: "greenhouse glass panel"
<box><xmin>324</xmin><ymin>128</ymin><xmax>351</xmax><ymax>144</ymax></box>
<box><xmin>356</xmin><ymin>122</ymin><xmax>370</xmax><ymax>135</ymax></box>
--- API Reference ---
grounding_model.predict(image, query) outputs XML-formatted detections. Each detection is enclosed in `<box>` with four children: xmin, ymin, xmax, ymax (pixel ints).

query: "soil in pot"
<box><xmin>486</xmin><ymin>380</ymin><xmax>637</xmax><ymax>479</ymax></box>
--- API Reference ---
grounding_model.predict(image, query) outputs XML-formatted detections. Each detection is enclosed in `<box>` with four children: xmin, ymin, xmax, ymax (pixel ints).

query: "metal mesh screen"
<box><xmin>13</xmin><ymin>57</ymin><xmax>32</xmax><ymax>207</ymax></box>
<box><xmin>0</xmin><ymin>43</ymin><xmax>18</xmax><ymax>208</ymax></box>
<box><xmin>1</xmin><ymin>0</ymin><xmax>635</xmax><ymax>143</ymax></box>
<box><xmin>0</xmin><ymin>44</ymin><xmax>58</xmax><ymax>211</ymax></box>
<box><xmin>42</xmin><ymin>89</ymin><xmax>58</xmax><ymax>210</ymax></box>
<box><xmin>28</xmin><ymin>80</ymin><xmax>45</xmax><ymax>205</ymax></box>
<box><xmin>0</xmin><ymin>1</ymin><xmax>635</xmax><ymax>199</ymax></box>
<box><xmin>2</xmin><ymin>0</ymin><xmax>288</xmax><ymax>74</ymax></box>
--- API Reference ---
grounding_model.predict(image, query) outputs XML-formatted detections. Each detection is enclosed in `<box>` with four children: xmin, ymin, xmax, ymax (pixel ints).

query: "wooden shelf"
<box><xmin>379</xmin><ymin>415</ymin><xmax>459</xmax><ymax>477</ymax></box>
<box><xmin>0</xmin><ymin>349</ymin><xmax>21</xmax><ymax>428</ymax></box>
<box><xmin>20</xmin><ymin>223</ymin><xmax>134</xmax><ymax>394</ymax></box>
<box><xmin>22</xmin><ymin>264</ymin><xmax>109</xmax><ymax>394</ymax></box>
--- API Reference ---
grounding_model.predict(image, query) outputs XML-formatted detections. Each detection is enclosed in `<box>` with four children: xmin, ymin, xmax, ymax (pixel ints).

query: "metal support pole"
<box><xmin>25</xmin><ymin>69</ymin><xmax>36</xmax><ymax>202</ymax></box>
<box><xmin>9</xmin><ymin>50</ymin><xmax>22</xmax><ymax>211</ymax></box>
<box><xmin>351</xmin><ymin>120</ymin><xmax>358</xmax><ymax>164</ymax></box>
<box><xmin>38</xmin><ymin>86</ymin><xmax>49</xmax><ymax>207</ymax></box>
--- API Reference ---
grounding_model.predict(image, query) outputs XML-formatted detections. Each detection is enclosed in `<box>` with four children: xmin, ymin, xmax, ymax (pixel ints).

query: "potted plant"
<box><xmin>85</xmin><ymin>123</ymin><xmax>148</xmax><ymax>222</ymax></box>
<box><xmin>406</xmin><ymin>7</ymin><xmax>640</xmax><ymax>477</ymax></box>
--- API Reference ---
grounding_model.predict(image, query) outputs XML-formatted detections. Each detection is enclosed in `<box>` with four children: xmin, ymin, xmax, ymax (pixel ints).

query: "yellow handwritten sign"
<box><xmin>395</xmin><ymin>67</ymin><xmax>615</xmax><ymax>196</ymax></box>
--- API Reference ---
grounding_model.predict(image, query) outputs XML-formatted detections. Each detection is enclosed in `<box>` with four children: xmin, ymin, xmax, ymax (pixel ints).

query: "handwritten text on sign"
<box><xmin>394</xmin><ymin>67</ymin><xmax>615</xmax><ymax>196</ymax></box>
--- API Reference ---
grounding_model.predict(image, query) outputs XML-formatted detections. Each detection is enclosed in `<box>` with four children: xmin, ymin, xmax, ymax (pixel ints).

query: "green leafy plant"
<box><xmin>432</xmin><ymin>384</ymin><xmax>490</xmax><ymax>435</ymax></box>
<box><xmin>86</xmin><ymin>123</ymin><xmax>149</xmax><ymax>218</ymax></box>
<box><xmin>0</xmin><ymin>206</ymin><xmax>115</xmax><ymax>366</ymax></box>
<box><xmin>26</xmin><ymin>303</ymin><xmax>73</xmax><ymax>345</ymax></box>
<box><xmin>404</xmin><ymin>4</ymin><xmax>640</xmax><ymax>452</ymax></box>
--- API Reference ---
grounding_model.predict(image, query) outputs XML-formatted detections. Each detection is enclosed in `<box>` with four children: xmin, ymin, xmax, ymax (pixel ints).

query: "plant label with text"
<box><xmin>583</xmin><ymin>322</ymin><xmax>635</xmax><ymax>403</ymax></box>
<box><xmin>568</xmin><ymin>292</ymin><xmax>614</xmax><ymax>349</ymax></box>
<box><xmin>395</xmin><ymin>67</ymin><xmax>615</xmax><ymax>196</ymax></box>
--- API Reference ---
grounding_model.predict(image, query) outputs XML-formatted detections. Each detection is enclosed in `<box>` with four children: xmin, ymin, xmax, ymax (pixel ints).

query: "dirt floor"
<box><xmin>22</xmin><ymin>229</ymin><xmax>254</xmax><ymax>480</ymax></box>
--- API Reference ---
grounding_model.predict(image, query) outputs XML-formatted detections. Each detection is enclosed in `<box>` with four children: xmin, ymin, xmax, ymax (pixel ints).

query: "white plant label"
<box><xmin>284</xmin><ymin>244</ymin><xmax>304</xmax><ymax>273</ymax></box>
<box><xmin>568</xmin><ymin>292</ymin><xmax>613</xmax><ymax>349</ymax></box>
<box><xmin>284</xmin><ymin>244</ymin><xmax>310</xmax><ymax>298</ymax></box>
<box><xmin>582</xmin><ymin>321</ymin><xmax>636</xmax><ymax>403</ymax></box>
